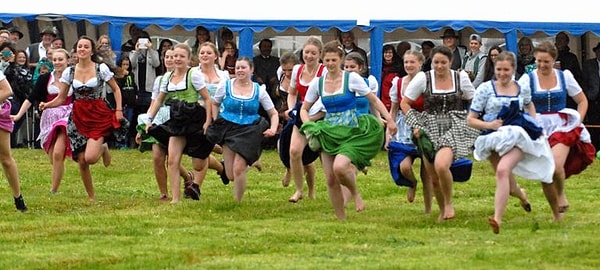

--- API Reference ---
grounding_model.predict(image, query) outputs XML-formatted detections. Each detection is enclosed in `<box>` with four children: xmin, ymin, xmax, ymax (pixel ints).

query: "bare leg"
<box><xmin>489</xmin><ymin>153</ymin><xmax>530</xmax><ymax>212</ymax></box>
<box><xmin>321</xmin><ymin>153</ymin><xmax>345</xmax><ymax>220</ymax></box>
<box><xmin>288</xmin><ymin>127</ymin><xmax>307</xmax><ymax>202</ymax></box>
<box><xmin>84</xmin><ymin>138</ymin><xmax>106</xmax><ymax>165</ymax></box>
<box><xmin>251</xmin><ymin>159</ymin><xmax>262</xmax><ymax>172</ymax></box>
<box><xmin>551</xmin><ymin>144</ymin><xmax>570</xmax><ymax>212</ymax></box>
<box><xmin>167</xmin><ymin>136</ymin><xmax>186</xmax><ymax>203</ymax></box>
<box><xmin>281</xmin><ymin>169</ymin><xmax>291</xmax><ymax>187</ymax></box>
<box><xmin>208</xmin><ymin>154</ymin><xmax>223</xmax><ymax>174</ymax></box>
<box><xmin>102</xmin><ymin>143</ymin><xmax>111</xmax><ymax>167</ymax></box>
<box><xmin>399</xmin><ymin>156</ymin><xmax>417</xmax><ymax>203</ymax></box>
<box><xmin>191</xmin><ymin>156</ymin><xmax>208</xmax><ymax>195</ymax></box>
<box><xmin>490</xmin><ymin>148</ymin><xmax>524</xmax><ymax>233</ymax></box>
<box><xmin>228</xmin><ymin>149</ymin><xmax>250</xmax><ymax>202</ymax></box>
<box><xmin>420</xmin><ymin>162</ymin><xmax>433</xmax><ymax>214</ymax></box>
<box><xmin>152</xmin><ymin>144</ymin><xmax>168</xmax><ymax>198</ymax></box>
<box><xmin>542</xmin><ymin>182</ymin><xmax>562</xmax><ymax>221</ymax></box>
<box><xmin>76</xmin><ymin>154</ymin><xmax>94</xmax><ymax>200</ymax></box>
<box><xmin>0</xmin><ymin>130</ymin><xmax>23</xmax><ymax>197</ymax></box>
<box><xmin>335</xmin><ymin>156</ymin><xmax>364</xmax><ymax>214</ymax></box>
<box><xmin>423</xmin><ymin>158</ymin><xmax>444</xmax><ymax>221</ymax></box>
<box><xmin>49</xmin><ymin>131</ymin><xmax>67</xmax><ymax>193</ymax></box>
<box><xmin>434</xmin><ymin>147</ymin><xmax>455</xmax><ymax>220</ymax></box>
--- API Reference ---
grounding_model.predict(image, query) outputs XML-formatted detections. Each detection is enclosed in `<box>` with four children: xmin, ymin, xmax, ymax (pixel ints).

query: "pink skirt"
<box><xmin>0</xmin><ymin>101</ymin><xmax>14</xmax><ymax>133</ymax></box>
<box><xmin>38</xmin><ymin>104</ymin><xmax>73</xmax><ymax>157</ymax></box>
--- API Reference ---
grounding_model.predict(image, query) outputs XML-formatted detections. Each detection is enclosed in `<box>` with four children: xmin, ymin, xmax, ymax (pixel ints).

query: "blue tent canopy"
<box><xmin>3</xmin><ymin>1</ymin><xmax>600</xmax><ymax>85</ymax></box>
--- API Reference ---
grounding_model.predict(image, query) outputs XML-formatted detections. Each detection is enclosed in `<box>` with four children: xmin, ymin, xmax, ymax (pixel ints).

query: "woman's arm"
<box><xmin>264</xmin><ymin>108</ymin><xmax>279</xmax><ymax>137</ymax></box>
<box><xmin>39</xmin><ymin>82</ymin><xmax>68</xmax><ymax>110</ymax></box>
<box><xmin>198</xmin><ymin>87</ymin><xmax>212</xmax><ymax>131</ymax></box>
<box><xmin>466</xmin><ymin>111</ymin><xmax>502</xmax><ymax>131</ymax></box>
<box><xmin>145</xmin><ymin>92</ymin><xmax>166</xmax><ymax>127</ymax></box>
<box><xmin>366</xmin><ymin>93</ymin><xmax>397</xmax><ymax>135</ymax></box>
<box><xmin>11</xmin><ymin>100</ymin><xmax>32</xmax><ymax>122</ymax></box>
<box><xmin>572</xmin><ymin>92</ymin><xmax>588</xmax><ymax>123</ymax></box>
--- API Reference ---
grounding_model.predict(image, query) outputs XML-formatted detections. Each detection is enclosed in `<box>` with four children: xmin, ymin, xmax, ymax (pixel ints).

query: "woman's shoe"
<box><xmin>14</xmin><ymin>195</ymin><xmax>27</xmax><ymax>212</ymax></box>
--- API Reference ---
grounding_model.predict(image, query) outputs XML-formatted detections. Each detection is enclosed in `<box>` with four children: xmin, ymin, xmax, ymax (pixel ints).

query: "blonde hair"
<box><xmin>403</xmin><ymin>50</ymin><xmax>425</xmax><ymax>63</ymax></box>
<box><xmin>303</xmin><ymin>36</ymin><xmax>323</xmax><ymax>54</ymax></box>
<box><xmin>174</xmin><ymin>43</ymin><xmax>192</xmax><ymax>59</ymax></box>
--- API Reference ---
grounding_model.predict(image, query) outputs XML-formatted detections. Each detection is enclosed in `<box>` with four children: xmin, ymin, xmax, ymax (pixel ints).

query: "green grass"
<box><xmin>1</xmin><ymin>148</ymin><xmax>599</xmax><ymax>269</ymax></box>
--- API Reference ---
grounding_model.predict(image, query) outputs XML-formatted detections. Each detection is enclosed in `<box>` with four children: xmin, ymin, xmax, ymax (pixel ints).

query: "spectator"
<box><xmin>338</xmin><ymin>30</ymin><xmax>369</xmax><ymax>74</ymax></box>
<box><xmin>461</xmin><ymin>34</ymin><xmax>487</xmax><ymax>88</ymax></box>
<box><xmin>2</xmin><ymin>43</ymin><xmax>33</xmax><ymax>148</ymax></box>
<box><xmin>219</xmin><ymin>40</ymin><xmax>238</xmax><ymax>78</ymax></box>
<box><xmin>253</xmin><ymin>38</ymin><xmax>280</xmax><ymax>102</ymax></box>
<box><xmin>7</xmin><ymin>26</ymin><xmax>24</xmax><ymax>44</ymax></box>
<box><xmin>253</xmin><ymin>38</ymin><xmax>281</xmax><ymax>149</ymax></box>
<box><xmin>190</xmin><ymin>26</ymin><xmax>211</xmax><ymax>66</ymax></box>
<box><xmin>440</xmin><ymin>28</ymin><xmax>466</xmax><ymax>70</ymax></box>
<box><xmin>379</xmin><ymin>44</ymin><xmax>402</xmax><ymax>111</ymax></box>
<box><xmin>51</xmin><ymin>37</ymin><xmax>65</xmax><ymax>50</ymax></box>
<box><xmin>155</xmin><ymin>39</ymin><xmax>173</xmax><ymax>75</ymax></box>
<box><xmin>582</xmin><ymin>42</ymin><xmax>600</xmax><ymax>150</ymax></box>
<box><xmin>396</xmin><ymin>41</ymin><xmax>411</xmax><ymax>76</ymax></box>
<box><xmin>516</xmin><ymin>37</ymin><xmax>535</xmax><ymax>79</ymax></box>
<box><xmin>129</xmin><ymin>31</ymin><xmax>160</xmax><ymax>148</ymax></box>
<box><xmin>482</xmin><ymin>45</ymin><xmax>502</xmax><ymax>82</ymax></box>
<box><xmin>555</xmin><ymin>31</ymin><xmax>583</xmax><ymax>109</ymax></box>
<box><xmin>120</xmin><ymin>24</ymin><xmax>143</xmax><ymax>53</ymax></box>
<box><xmin>421</xmin><ymin>40</ymin><xmax>435</xmax><ymax>72</ymax></box>
<box><xmin>26</xmin><ymin>26</ymin><xmax>58</xmax><ymax>70</ymax></box>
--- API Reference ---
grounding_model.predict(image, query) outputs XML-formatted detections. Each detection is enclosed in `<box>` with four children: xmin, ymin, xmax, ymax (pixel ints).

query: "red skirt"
<box><xmin>72</xmin><ymin>99</ymin><xmax>120</xmax><ymax>140</ymax></box>
<box><xmin>549</xmin><ymin>126</ymin><xmax>596</xmax><ymax>178</ymax></box>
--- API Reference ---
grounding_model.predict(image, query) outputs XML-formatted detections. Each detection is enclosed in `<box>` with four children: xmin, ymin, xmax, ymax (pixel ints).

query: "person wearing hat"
<box><xmin>7</xmin><ymin>26</ymin><xmax>23</xmax><ymax>43</ymax></box>
<box><xmin>461</xmin><ymin>33</ymin><xmax>487</xmax><ymax>88</ymax></box>
<box><xmin>582</xmin><ymin>42</ymin><xmax>600</xmax><ymax>150</ymax></box>
<box><xmin>25</xmin><ymin>25</ymin><xmax>58</xmax><ymax>70</ymax></box>
<box><xmin>440</xmin><ymin>28</ymin><xmax>466</xmax><ymax>70</ymax></box>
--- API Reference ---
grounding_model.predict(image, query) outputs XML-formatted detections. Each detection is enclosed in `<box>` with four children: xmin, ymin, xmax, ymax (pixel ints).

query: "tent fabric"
<box><xmin>2</xmin><ymin>1</ymin><xmax>600</xmax><ymax>87</ymax></box>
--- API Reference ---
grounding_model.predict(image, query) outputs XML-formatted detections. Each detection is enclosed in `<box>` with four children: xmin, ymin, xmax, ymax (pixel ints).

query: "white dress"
<box><xmin>470</xmin><ymin>80</ymin><xmax>554</xmax><ymax>183</ymax></box>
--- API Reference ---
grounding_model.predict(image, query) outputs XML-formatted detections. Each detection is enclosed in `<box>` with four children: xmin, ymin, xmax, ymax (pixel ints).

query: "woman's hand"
<box><xmin>203</xmin><ymin>122</ymin><xmax>210</xmax><ymax>135</ymax></box>
<box><xmin>115</xmin><ymin>110</ymin><xmax>124</xmax><ymax>122</ymax></box>
<box><xmin>263</xmin><ymin>128</ymin><xmax>277</xmax><ymax>138</ymax></box>
<box><xmin>386</xmin><ymin>121</ymin><xmax>398</xmax><ymax>136</ymax></box>
<box><xmin>488</xmin><ymin>119</ymin><xmax>503</xmax><ymax>130</ymax></box>
<box><xmin>412</xmin><ymin>128</ymin><xmax>420</xmax><ymax>138</ymax></box>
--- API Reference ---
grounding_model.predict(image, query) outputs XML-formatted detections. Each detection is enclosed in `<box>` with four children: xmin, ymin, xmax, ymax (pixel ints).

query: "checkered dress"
<box><xmin>404</xmin><ymin>72</ymin><xmax>478</xmax><ymax>160</ymax></box>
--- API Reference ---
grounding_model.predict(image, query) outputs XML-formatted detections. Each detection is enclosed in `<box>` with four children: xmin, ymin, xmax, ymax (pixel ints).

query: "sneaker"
<box><xmin>14</xmin><ymin>195</ymin><xmax>27</xmax><ymax>212</ymax></box>
<box><xmin>184</xmin><ymin>183</ymin><xmax>201</xmax><ymax>200</ymax></box>
<box><xmin>219</xmin><ymin>160</ymin><xmax>230</xmax><ymax>185</ymax></box>
<box><xmin>158</xmin><ymin>194</ymin><xmax>169</xmax><ymax>201</ymax></box>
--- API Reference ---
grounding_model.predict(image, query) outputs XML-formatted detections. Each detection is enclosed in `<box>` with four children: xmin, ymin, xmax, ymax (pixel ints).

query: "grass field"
<box><xmin>0</xmin><ymin>148</ymin><xmax>599</xmax><ymax>269</ymax></box>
